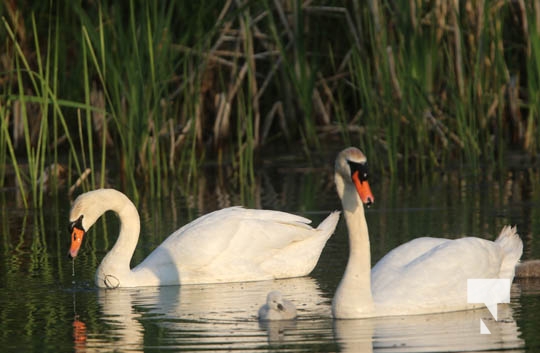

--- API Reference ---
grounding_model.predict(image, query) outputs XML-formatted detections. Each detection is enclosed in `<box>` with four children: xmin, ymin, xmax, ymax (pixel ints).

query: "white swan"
<box><xmin>68</xmin><ymin>188</ymin><xmax>340</xmax><ymax>288</ymax></box>
<box><xmin>258</xmin><ymin>290</ymin><xmax>297</xmax><ymax>321</ymax></box>
<box><xmin>332</xmin><ymin>147</ymin><xmax>523</xmax><ymax>319</ymax></box>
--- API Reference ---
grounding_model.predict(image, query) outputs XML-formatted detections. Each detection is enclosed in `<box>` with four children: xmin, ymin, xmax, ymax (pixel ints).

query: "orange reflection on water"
<box><xmin>73</xmin><ymin>315</ymin><xmax>87</xmax><ymax>351</ymax></box>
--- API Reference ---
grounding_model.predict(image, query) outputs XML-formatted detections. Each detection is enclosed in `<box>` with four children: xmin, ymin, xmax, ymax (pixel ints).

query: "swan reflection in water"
<box><xmin>74</xmin><ymin>276</ymin><xmax>331</xmax><ymax>352</ymax></box>
<box><xmin>334</xmin><ymin>300</ymin><xmax>524</xmax><ymax>353</ymax></box>
<box><xmin>73</xmin><ymin>278</ymin><xmax>524</xmax><ymax>352</ymax></box>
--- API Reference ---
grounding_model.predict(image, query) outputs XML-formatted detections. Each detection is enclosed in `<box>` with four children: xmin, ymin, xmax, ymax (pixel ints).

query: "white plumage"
<box><xmin>258</xmin><ymin>291</ymin><xmax>297</xmax><ymax>321</ymax></box>
<box><xmin>331</xmin><ymin>147</ymin><xmax>523</xmax><ymax>319</ymax></box>
<box><xmin>68</xmin><ymin>189</ymin><xmax>340</xmax><ymax>288</ymax></box>
<box><xmin>371</xmin><ymin>226</ymin><xmax>522</xmax><ymax>316</ymax></box>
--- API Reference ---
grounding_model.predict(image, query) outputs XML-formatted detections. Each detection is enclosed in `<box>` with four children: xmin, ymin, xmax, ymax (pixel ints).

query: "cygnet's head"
<box><xmin>266</xmin><ymin>290</ymin><xmax>286</xmax><ymax>311</ymax></box>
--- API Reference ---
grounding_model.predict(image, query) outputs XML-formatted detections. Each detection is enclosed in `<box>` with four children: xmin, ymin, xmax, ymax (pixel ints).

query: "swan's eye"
<box><xmin>347</xmin><ymin>161</ymin><xmax>369</xmax><ymax>182</ymax></box>
<box><xmin>69</xmin><ymin>215</ymin><xmax>84</xmax><ymax>233</ymax></box>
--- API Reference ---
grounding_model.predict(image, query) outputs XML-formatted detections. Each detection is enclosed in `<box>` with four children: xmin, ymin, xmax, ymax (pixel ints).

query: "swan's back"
<box><xmin>371</xmin><ymin>226</ymin><xmax>522</xmax><ymax>315</ymax></box>
<box><xmin>134</xmin><ymin>207</ymin><xmax>340</xmax><ymax>284</ymax></box>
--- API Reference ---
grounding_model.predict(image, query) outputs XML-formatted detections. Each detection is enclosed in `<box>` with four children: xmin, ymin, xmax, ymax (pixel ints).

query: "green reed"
<box><xmin>1</xmin><ymin>1</ymin><xmax>540</xmax><ymax>207</ymax></box>
<box><xmin>526</xmin><ymin>6</ymin><xmax>540</xmax><ymax>155</ymax></box>
<box><xmin>345</xmin><ymin>0</ymin><xmax>540</xmax><ymax>175</ymax></box>
<box><xmin>1</xmin><ymin>8</ymin><xmax>97</xmax><ymax>207</ymax></box>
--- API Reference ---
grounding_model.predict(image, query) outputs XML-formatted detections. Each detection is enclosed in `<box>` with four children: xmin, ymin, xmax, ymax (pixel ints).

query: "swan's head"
<box><xmin>68</xmin><ymin>189</ymin><xmax>128</xmax><ymax>259</ymax></box>
<box><xmin>335</xmin><ymin>147</ymin><xmax>374</xmax><ymax>206</ymax></box>
<box><xmin>68</xmin><ymin>214</ymin><xmax>85</xmax><ymax>259</ymax></box>
<box><xmin>266</xmin><ymin>291</ymin><xmax>286</xmax><ymax>311</ymax></box>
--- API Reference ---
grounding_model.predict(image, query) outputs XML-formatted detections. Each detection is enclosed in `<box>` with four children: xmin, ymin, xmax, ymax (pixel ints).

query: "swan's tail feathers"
<box><xmin>317</xmin><ymin>211</ymin><xmax>341</xmax><ymax>238</ymax></box>
<box><xmin>495</xmin><ymin>225</ymin><xmax>523</xmax><ymax>279</ymax></box>
<box><xmin>260</xmin><ymin>211</ymin><xmax>341</xmax><ymax>278</ymax></box>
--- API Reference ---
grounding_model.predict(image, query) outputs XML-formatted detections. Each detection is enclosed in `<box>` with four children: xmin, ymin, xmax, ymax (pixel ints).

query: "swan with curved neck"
<box><xmin>68</xmin><ymin>189</ymin><xmax>340</xmax><ymax>288</ymax></box>
<box><xmin>332</xmin><ymin>147</ymin><xmax>523</xmax><ymax>319</ymax></box>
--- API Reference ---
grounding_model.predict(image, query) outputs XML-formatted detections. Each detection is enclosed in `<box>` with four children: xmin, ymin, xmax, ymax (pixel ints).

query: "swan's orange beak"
<box><xmin>352</xmin><ymin>170</ymin><xmax>374</xmax><ymax>206</ymax></box>
<box><xmin>69</xmin><ymin>227</ymin><xmax>85</xmax><ymax>259</ymax></box>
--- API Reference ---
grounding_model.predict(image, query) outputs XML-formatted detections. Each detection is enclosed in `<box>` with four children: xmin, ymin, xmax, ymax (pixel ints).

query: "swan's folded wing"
<box><xmin>135</xmin><ymin>207</ymin><xmax>315</xmax><ymax>273</ymax></box>
<box><xmin>372</xmin><ymin>237</ymin><xmax>504</xmax><ymax>314</ymax></box>
<box><xmin>371</xmin><ymin>237</ymin><xmax>449</xmax><ymax>291</ymax></box>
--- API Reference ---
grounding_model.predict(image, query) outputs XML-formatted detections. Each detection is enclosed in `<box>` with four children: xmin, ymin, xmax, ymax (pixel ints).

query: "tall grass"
<box><xmin>1</xmin><ymin>1</ymin><xmax>540</xmax><ymax>207</ymax></box>
<box><xmin>1</xmin><ymin>9</ymin><xmax>88</xmax><ymax>207</ymax></box>
<box><xmin>346</xmin><ymin>0</ymin><xmax>539</xmax><ymax>174</ymax></box>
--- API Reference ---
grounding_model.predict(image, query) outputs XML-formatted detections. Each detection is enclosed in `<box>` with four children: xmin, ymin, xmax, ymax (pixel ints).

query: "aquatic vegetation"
<box><xmin>1</xmin><ymin>1</ymin><xmax>539</xmax><ymax>206</ymax></box>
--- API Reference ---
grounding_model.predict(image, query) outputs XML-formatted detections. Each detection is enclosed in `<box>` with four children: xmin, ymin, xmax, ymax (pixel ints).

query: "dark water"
<box><xmin>1</xmin><ymin>163</ymin><xmax>540</xmax><ymax>352</ymax></box>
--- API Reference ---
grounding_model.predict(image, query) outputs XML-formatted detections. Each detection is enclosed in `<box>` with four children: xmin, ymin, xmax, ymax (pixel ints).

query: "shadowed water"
<box><xmin>1</xmin><ymin>163</ymin><xmax>540</xmax><ymax>352</ymax></box>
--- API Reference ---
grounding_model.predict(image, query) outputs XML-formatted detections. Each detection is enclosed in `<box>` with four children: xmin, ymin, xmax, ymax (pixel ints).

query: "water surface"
<box><xmin>1</xmin><ymin>163</ymin><xmax>540</xmax><ymax>352</ymax></box>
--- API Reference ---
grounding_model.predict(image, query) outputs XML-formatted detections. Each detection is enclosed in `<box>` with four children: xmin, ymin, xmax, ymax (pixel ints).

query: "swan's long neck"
<box><xmin>95</xmin><ymin>192</ymin><xmax>141</xmax><ymax>287</ymax></box>
<box><xmin>332</xmin><ymin>174</ymin><xmax>375</xmax><ymax>318</ymax></box>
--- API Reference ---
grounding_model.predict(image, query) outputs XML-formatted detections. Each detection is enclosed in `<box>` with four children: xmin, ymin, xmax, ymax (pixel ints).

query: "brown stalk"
<box><xmin>536</xmin><ymin>0</ymin><xmax>540</xmax><ymax>36</ymax></box>
<box><xmin>517</xmin><ymin>0</ymin><xmax>530</xmax><ymax>57</ymax></box>
<box><xmin>386</xmin><ymin>46</ymin><xmax>402</xmax><ymax>101</ymax></box>
<box><xmin>68</xmin><ymin>168</ymin><xmax>91</xmax><ymax>197</ymax></box>
<box><xmin>236</xmin><ymin>0</ymin><xmax>260</xmax><ymax>147</ymax></box>
<box><xmin>451</xmin><ymin>0</ymin><xmax>464</xmax><ymax>98</ymax></box>
<box><xmin>261</xmin><ymin>101</ymin><xmax>286</xmax><ymax>144</ymax></box>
